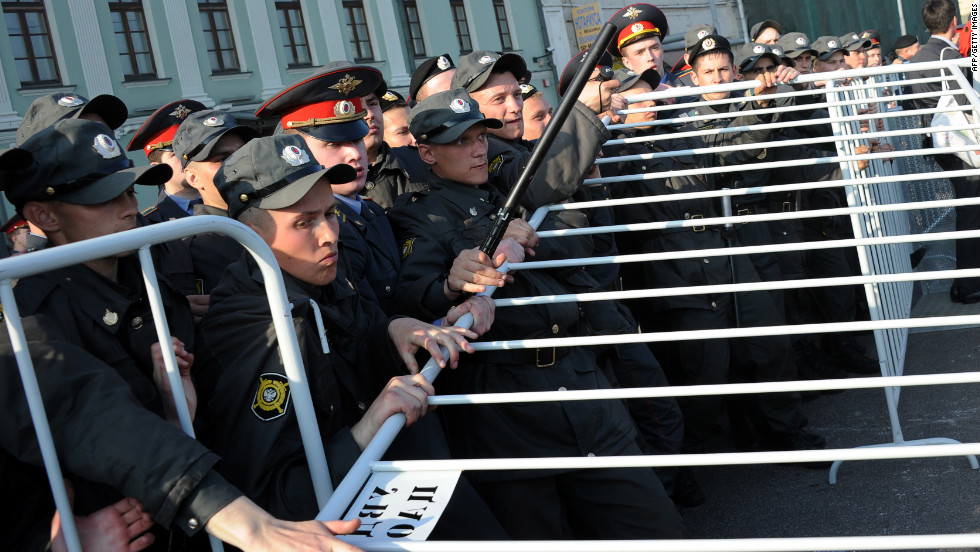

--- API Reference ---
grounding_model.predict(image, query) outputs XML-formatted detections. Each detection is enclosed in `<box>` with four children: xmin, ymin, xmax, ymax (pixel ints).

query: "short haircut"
<box><xmin>922</xmin><ymin>0</ymin><xmax>957</xmax><ymax>35</ymax></box>
<box><xmin>691</xmin><ymin>50</ymin><xmax>735</xmax><ymax>72</ymax></box>
<box><xmin>147</xmin><ymin>149</ymin><xmax>165</xmax><ymax>164</ymax></box>
<box><xmin>236</xmin><ymin>205</ymin><xmax>273</xmax><ymax>231</ymax></box>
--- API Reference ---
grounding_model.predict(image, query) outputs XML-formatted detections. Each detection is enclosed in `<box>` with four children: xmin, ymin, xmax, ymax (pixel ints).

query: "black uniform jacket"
<box><xmin>0</xmin><ymin>255</ymin><xmax>239</xmax><ymax>549</ymax></box>
<box><xmin>388</xmin><ymin>176</ymin><xmax>637</xmax><ymax>480</ymax></box>
<box><xmin>363</xmin><ymin>142</ymin><xmax>431</xmax><ymax>210</ymax></box>
<box><xmin>184</xmin><ymin>203</ymin><xmax>245</xmax><ymax>295</ymax></box>
<box><xmin>143</xmin><ymin>191</ymin><xmax>193</xmax><ymax>224</ymax></box>
<box><xmin>195</xmin><ymin>255</ymin><xmax>402</xmax><ymax>520</ymax></box>
<box><xmin>486</xmin><ymin>101</ymin><xmax>611</xmax><ymax>211</ymax></box>
<box><xmin>335</xmin><ymin>197</ymin><xmax>401</xmax><ymax>315</ymax></box>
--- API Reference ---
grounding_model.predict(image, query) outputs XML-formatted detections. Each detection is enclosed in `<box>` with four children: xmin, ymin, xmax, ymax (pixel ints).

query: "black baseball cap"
<box><xmin>409</xmin><ymin>88</ymin><xmax>502</xmax><ymax>145</ymax></box>
<box><xmin>451</xmin><ymin>50</ymin><xmax>528</xmax><ymax>92</ymax></box>
<box><xmin>750</xmin><ymin>20</ymin><xmax>782</xmax><ymax>41</ymax></box>
<box><xmin>736</xmin><ymin>43</ymin><xmax>780</xmax><ymax>71</ymax></box>
<box><xmin>16</xmin><ymin>92</ymin><xmax>128</xmax><ymax>146</ymax></box>
<box><xmin>811</xmin><ymin>36</ymin><xmax>848</xmax><ymax>61</ymax></box>
<box><xmin>379</xmin><ymin>90</ymin><xmax>407</xmax><ymax>112</ymax></box>
<box><xmin>768</xmin><ymin>44</ymin><xmax>795</xmax><ymax>67</ymax></box>
<box><xmin>519</xmin><ymin>83</ymin><xmax>540</xmax><ymax>101</ymax></box>
<box><xmin>558</xmin><ymin>49</ymin><xmax>614</xmax><ymax>97</ymax></box>
<box><xmin>409</xmin><ymin>54</ymin><xmax>455</xmax><ymax>101</ymax></box>
<box><xmin>215</xmin><ymin>135</ymin><xmax>356</xmax><ymax>219</ymax></box>
<box><xmin>172</xmin><ymin>110</ymin><xmax>258</xmax><ymax>167</ymax></box>
<box><xmin>256</xmin><ymin>62</ymin><xmax>383</xmax><ymax>143</ymax></box>
<box><xmin>894</xmin><ymin>35</ymin><xmax>918</xmax><ymax>51</ymax></box>
<box><xmin>840</xmin><ymin>32</ymin><xmax>872</xmax><ymax>52</ymax></box>
<box><xmin>1</xmin><ymin>119</ymin><xmax>169</xmax><ymax>210</ymax></box>
<box><xmin>779</xmin><ymin>32</ymin><xmax>817</xmax><ymax>58</ymax></box>
<box><xmin>611</xmin><ymin>68</ymin><xmax>661</xmax><ymax>93</ymax></box>
<box><xmin>688</xmin><ymin>34</ymin><xmax>733</xmax><ymax>65</ymax></box>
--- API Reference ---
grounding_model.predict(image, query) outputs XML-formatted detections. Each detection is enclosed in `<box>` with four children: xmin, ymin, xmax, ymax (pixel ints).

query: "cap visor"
<box><xmin>191</xmin><ymin>126</ymin><xmax>259</xmax><ymax>163</ymax></box>
<box><xmin>251</xmin><ymin>168</ymin><xmax>328</xmax><ymax>212</ymax></box>
<box><xmin>740</xmin><ymin>53</ymin><xmax>779</xmax><ymax>71</ymax></box>
<box><xmin>817</xmin><ymin>49</ymin><xmax>847</xmax><ymax>61</ymax></box>
<box><xmin>468</xmin><ymin>53</ymin><xmax>528</xmax><ymax>92</ymax></box>
<box><xmin>75</xmin><ymin>95</ymin><xmax>129</xmax><ymax>130</ymax></box>
<box><xmin>298</xmin><ymin>120</ymin><xmax>369</xmax><ymax>143</ymax></box>
<box><xmin>60</xmin><ymin>164</ymin><xmax>171</xmax><ymax>205</ymax></box>
<box><xmin>428</xmin><ymin>118</ymin><xmax>502</xmax><ymax>145</ymax></box>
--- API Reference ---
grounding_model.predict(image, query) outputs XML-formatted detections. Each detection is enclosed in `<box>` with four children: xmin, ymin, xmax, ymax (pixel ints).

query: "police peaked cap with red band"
<box><xmin>607</xmin><ymin>4</ymin><xmax>669</xmax><ymax>57</ymax></box>
<box><xmin>255</xmin><ymin>62</ymin><xmax>383</xmax><ymax>143</ymax></box>
<box><xmin>126</xmin><ymin>99</ymin><xmax>207</xmax><ymax>157</ymax></box>
<box><xmin>558</xmin><ymin>49</ymin><xmax>614</xmax><ymax>97</ymax></box>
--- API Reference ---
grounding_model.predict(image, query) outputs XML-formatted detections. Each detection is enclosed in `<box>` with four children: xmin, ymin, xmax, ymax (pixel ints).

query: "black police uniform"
<box><xmin>194</xmin><ymin>255</ymin><xmax>507</xmax><ymax>539</ymax></box>
<box><xmin>184</xmin><ymin>204</ymin><xmax>245</xmax><ymax>295</ymax></box>
<box><xmin>388</xmin><ymin>175</ymin><xmax>684</xmax><ymax>540</ymax></box>
<box><xmin>142</xmin><ymin>190</ymin><xmax>197</xmax><ymax>223</ymax></box>
<box><xmin>363</xmin><ymin>141</ymin><xmax>431</xmax><ymax>210</ymax></box>
<box><xmin>335</xmin><ymin>197</ymin><xmax>401</xmax><ymax>314</ymax></box>
<box><xmin>0</xmin><ymin>256</ymin><xmax>239</xmax><ymax>551</ymax></box>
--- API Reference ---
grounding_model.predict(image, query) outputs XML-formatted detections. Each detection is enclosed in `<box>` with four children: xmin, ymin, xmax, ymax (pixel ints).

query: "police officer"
<box><xmin>0</xmin><ymin>119</ymin><xmax>361</xmax><ymax>552</ymax></box>
<box><xmin>388</xmin><ymin>88</ymin><xmax>685</xmax><ymax>540</ymax></box>
<box><xmin>750</xmin><ymin>20</ymin><xmax>782</xmax><ymax>44</ymax></box>
<box><xmin>126</xmin><ymin>100</ymin><xmax>206</xmax><ymax>223</ymax></box>
<box><xmin>671</xmin><ymin>23</ymin><xmax>717</xmax><ymax>87</ymax></box>
<box><xmin>16</xmin><ymin>92</ymin><xmax>128</xmax><ymax>145</ymax></box>
<box><xmin>891</xmin><ymin>34</ymin><xmax>920</xmax><ymax>63</ymax></box>
<box><xmin>379</xmin><ymin>89</ymin><xmax>416</xmax><ymax>148</ymax></box>
<box><xmin>408</xmin><ymin>53</ymin><xmax>456</xmax><ymax>104</ymax></box>
<box><xmin>840</xmin><ymin>31</ymin><xmax>873</xmax><ymax>70</ymax></box>
<box><xmin>778</xmin><ymin>32</ymin><xmax>818</xmax><ymax>75</ymax></box>
<box><xmin>862</xmin><ymin>29</ymin><xmax>884</xmax><ymax>67</ymax></box>
<box><xmin>518</xmin><ymin>83</ymin><xmax>552</xmax><ymax>141</ymax></box>
<box><xmin>364</xmin><ymin>81</ymin><xmax>431</xmax><ymax>211</ymax></box>
<box><xmin>607</xmin><ymin>4</ymin><xmax>673</xmax><ymax>83</ymax></box>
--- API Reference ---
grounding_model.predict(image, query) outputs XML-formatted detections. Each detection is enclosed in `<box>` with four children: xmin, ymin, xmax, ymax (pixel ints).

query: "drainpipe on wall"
<box><xmin>735</xmin><ymin>0</ymin><xmax>750</xmax><ymax>43</ymax></box>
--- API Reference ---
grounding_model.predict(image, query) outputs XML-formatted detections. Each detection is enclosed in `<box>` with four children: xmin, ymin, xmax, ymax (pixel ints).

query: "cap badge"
<box><xmin>630</xmin><ymin>23</ymin><xmax>644</xmax><ymax>33</ymax></box>
<box><xmin>57</xmin><ymin>95</ymin><xmax>84</xmax><ymax>107</ymax></box>
<box><xmin>469</xmin><ymin>207</ymin><xmax>478</xmax><ymax>216</ymax></box>
<box><xmin>45</xmin><ymin>186</ymin><xmax>55</xmax><ymax>196</ymax></box>
<box><xmin>623</xmin><ymin>6</ymin><xmax>642</xmax><ymax>20</ymax></box>
<box><xmin>703</xmin><ymin>38</ymin><xmax>716</xmax><ymax>50</ymax></box>
<box><xmin>519</xmin><ymin>84</ymin><xmax>532</xmax><ymax>94</ymax></box>
<box><xmin>478</xmin><ymin>55</ymin><xmax>497</xmax><ymax>65</ymax></box>
<box><xmin>281</xmin><ymin>145</ymin><xmax>310</xmax><ymax>167</ymax></box>
<box><xmin>697</xmin><ymin>29</ymin><xmax>709</xmax><ymax>40</ymax></box>
<box><xmin>861</xmin><ymin>32</ymin><xmax>870</xmax><ymax>38</ymax></box>
<box><xmin>828</xmin><ymin>40</ymin><xmax>838</xmax><ymax>48</ymax></box>
<box><xmin>334</xmin><ymin>100</ymin><xmax>355</xmax><ymax>117</ymax></box>
<box><xmin>330</xmin><ymin>73</ymin><xmax>362</xmax><ymax>95</ymax></box>
<box><xmin>753</xmin><ymin>45</ymin><xmax>766</xmax><ymax>54</ymax></box>
<box><xmin>382</xmin><ymin>91</ymin><xmax>398</xmax><ymax>101</ymax></box>
<box><xmin>772</xmin><ymin>47</ymin><xmax>783</xmax><ymax>55</ymax></box>
<box><xmin>103</xmin><ymin>309</ymin><xmax>119</xmax><ymax>326</ymax></box>
<box><xmin>796</xmin><ymin>37</ymin><xmax>807</xmax><ymax>46</ymax></box>
<box><xmin>239</xmin><ymin>193</ymin><xmax>249</xmax><ymax>202</ymax></box>
<box><xmin>203</xmin><ymin>115</ymin><xmax>224</xmax><ymax>127</ymax></box>
<box><xmin>170</xmin><ymin>104</ymin><xmax>193</xmax><ymax>119</ymax></box>
<box><xmin>93</xmin><ymin>134</ymin><xmax>121</xmax><ymax>159</ymax></box>
<box><xmin>851</xmin><ymin>34</ymin><xmax>859</xmax><ymax>41</ymax></box>
<box><xmin>450</xmin><ymin>98</ymin><xmax>471</xmax><ymax>114</ymax></box>
<box><xmin>437</xmin><ymin>56</ymin><xmax>451</xmax><ymax>70</ymax></box>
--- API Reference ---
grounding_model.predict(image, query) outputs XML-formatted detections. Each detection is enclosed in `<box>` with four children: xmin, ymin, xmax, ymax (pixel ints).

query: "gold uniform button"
<box><xmin>130</xmin><ymin>316</ymin><xmax>143</xmax><ymax>330</ymax></box>
<box><xmin>711</xmin><ymin>301</ymin><xmax>717</xmax><ymax>308</ymax></box>
<box><xmin>384</xmin><ymin>285</ymin><xmax>391</xmax><ymax>292</ymax></box>
<box><xmin>551</xmin><ymin>324</ymin><xmax>559</xmax><ymax>334</ymax></box>
<box><xmin>703</xmin><ymin>258</ymin><xmax>710</xmax><ymax>264</ymax></box>
<box><xmin>365</xmin><ymin>182</ymin><xmax>374</xmax><ymax>190</ymax></box>
<box><xmin>188</xmin><ymin>518</ymin><xmax>199</xmax><ymax>530</ymax></box>
<box><xmin>357</xmin><ymin>401</ymin><xmax>366</xmax><ymax>412</ymax></box>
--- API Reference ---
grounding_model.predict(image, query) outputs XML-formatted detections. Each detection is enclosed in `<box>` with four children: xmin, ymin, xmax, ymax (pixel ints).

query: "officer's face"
<box><xmin>794</xmin><ymin>53</ymin><xmax>813</xmax><ymax>74</ymax></box>
<box><xmin>471</xmin><ymin>71</ymin><xmax>524</xmax><ymax>141</ymax></box>
<box><xmin>154</xmin><ymin>151</ymin><xmax>195</xmax><ymax>194</ymax></box>
<box><xmin>755</xmin><ymin>27</ymin><xmax>781</xmax><ymax>45</ymax></box>
<box><xmin>362</xmin><ymin>93</ymin><xmax>384</xmax><ymax>155</ymax></box>
<box><xmin>301</xmin><ymin>135</ymin><xmax>367</xmax><ymax>199</ymax></box>
<box><xmin>184</xmin><ymin>133</ymin><xmax>246</xmax><ymax>209</ymax></box>
<box><xmin>258</xmin><ymin>181</ymin><xmax>340</xmax><ymax>287</ymax></box>
<box><xmin>844</xmin><ymin>49</ymin><xmax>867</xmax><ymax>70</ymax></box>
<box><xmin>521</xmin><ymin>94</ymin><xmax>553</xmax><ymax>141</ymax></box>
<box><xmin>621</xmin><ymin>36</ymin><xmax>664</xmax><ymax>75</ymax></box>
<box><xmin>618</xmin><ymin>82</ymin><xmax>658</xmax><ymax>127</ymax></box>
<box><xmin>35</xmin><ymin>186</ymin><xmax>139</xmax><ymax>248</ymax></box>
<box><xmin>691</xmin><ymin>52</ymin><xmax>736</xmax><ymax>100</ymax></box>
<box><xmin>813</xmin><ymin>51</ymin><xmax>848</xmax><ymax>73</ymax></box>
<box><xmin>383</xmin><ymin>106</ymin><xmax>415</xmax><ymax>148</ymax></box>
<box><xmin>417</xmin><ymin>70</ymin><xmax>456</xmax><ymax>102</ymax></box>
<box><xmin>419</xmin><ymin>124</ymin><xmax>489</xmax><ymax>186</ymax></box>
<box><xmin>8</xmin><ymin>227</ymin><xmax>27</xmax><ymax>253</ymax></box>
<box><xmin>866</xmin><ymin>47</ymin><xmax>882</xmax><ymax>67</ymax></box>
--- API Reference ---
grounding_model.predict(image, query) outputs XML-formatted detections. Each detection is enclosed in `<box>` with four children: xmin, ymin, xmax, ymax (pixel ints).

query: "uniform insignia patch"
<box><xmin>437</xmin><ymin>56</ymin><xmax>451</xmax><ymax>70</ymax></box>
<box><xmin>771</xmin><ymin>47</ymin><xmax>783</xmax><ymax>56</ymax></box>
<box><xmin>469</xmin><ymin>207</ymin><xmax>478</xmax><ymax>216</ymax></box>
<box><xmin>623</xmin><ymin>6</ymin><xmax>641</xmax><ymax>19</ymax></box>
<box><xmin>697</xmin><ymin>30</ymin><xmax>709</xmax><ymax>39</ymax></box>
<box><xmin>796</xmin><ymin>37</ymin><xmax>807</xmax><ymax>46</ymax></box>
<box><xmin>828</xmin><ymin>40</ymin><xmax>838</xmax><ymax>48</ymax></box>
<box><xmin>330</xmin><ymin>74</ymin><xmax>362</xmax><ymax>95</ymax></box>
<box><xmin>488</xmin><ymin>154</ymin><xmax>503</xmax><ymax>175</ymax></box>
<box><xmin>140</xmin><ymin>205</ymin><xmax>158</xmax><ymax>216</ymax></box>
<box><xmin>170</xmin><ymin>104</ymin><xmax>193</xmax><ymax>119</ymax></box>
<box><xmin>93</xmin><ymin>134</ymin><xmax>120</xmax><ymax>159</ymax></box>
<box><xmin>103</xmin><ymin>309</ymin><xmax>119</xmax><ymax>326</ymax></box>
<box><xmin>281</xmin><ymin>145</ymin><xmax>309</xmax><ymax>166</ymax></box>
<box><xmin>401</xmin><ymin>238</ymin><xmax>415</xmax><ymax>260</ymax></box>
<box><xmin>753</xmin><ymin>45</ymin><xmax>765</xmax><ymax>54</ymax></box>
<box><xmin>252</xmin><ymin>373</ymin><xmax>290</xmax><ymax>421</ymax></box>
<box><xmin>334</xmin><ymin>100</ymin><xmax>355</xmax><ymax>117</ymax></box>
<box><xmin>630</xmin><ymin>23</ymin><xmax>644</xmax><ymax>34</ymax></box>
<box><xmin>478</xmin><ymin>55</ymin><xmax>496</xmax><ymax>65</ymax></box>
<box><xmin>450</xmin><ymin>98</ymin><xmax>470</xmax><ymax>114</ymax></box>
<box><xmin>382</xmin><ymin>91</ymin><xmax>398</xmax><ymax>101</ymax></box>
<box><xmin>58</xmin><ymin>95</ymin><xmax>84</xmax><ymax>107</ymax></box>
<box><xmin>519</xmin><ymin>83</ymin><xmax>532</xmax><ymax>94</ymax></box>
<box><xmin>703</xmin><ymin>38</ymin><xmax>716</xmax><ymax>50</ymax></box>
<box><xmin>335</xmin><ymin>208</ymin><xmax>347</xmax><ymax>223</ymax></box>
<box><xmin>203</xmin><ymin>116</ymin><xmax>224</xmax><ymax>127</ymax></box>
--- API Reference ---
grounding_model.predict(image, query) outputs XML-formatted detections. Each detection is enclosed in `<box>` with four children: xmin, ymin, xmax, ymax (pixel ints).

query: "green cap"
<box><xmin>450</xmin><ymin>50</ymin><xmax>528</xmax><ymax>92</ymax></box>
<box><xmin>215</xmin><ymin>134</ymin><xmax>357</xmax><ymax>219</ymax></box>
<box><xmin>0</xmin><ymin>119</ymin><xmax>170</xmax><ymax>210</ymax></box>
<box><xmin>409</xmin><ymin>88</ymin><xmax>502</xmax><ymax>145</ymax></box>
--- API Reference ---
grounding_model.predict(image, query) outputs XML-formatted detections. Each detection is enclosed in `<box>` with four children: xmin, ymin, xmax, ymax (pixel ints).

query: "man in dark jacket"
<box><xmin>195</xmin><ymin>134</ymin><xmax>504</xmax><ymax>539</ymax></box>
<box><xmin>0</xmin><ymin>119</ymin><xmax>365</xmax><ymax>552</ymax></box>
<box><xmin>905</xmin><ymin>0</ymin><xmax>980</xmax><ymax>303</ymax></box>
<box><xmin>389</xmin><ymin>88</ymin><xmax>685</xmax><ymax>540</ymax></box>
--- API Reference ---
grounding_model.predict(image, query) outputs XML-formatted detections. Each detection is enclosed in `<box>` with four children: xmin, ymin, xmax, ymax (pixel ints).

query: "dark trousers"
<box><xmin>472</xmin><ymin>443</ymin><xmax>685</xmax><ymax>540</ymax></box>
<box><xmin>936</xmin><ymin>153</ymin><xmax>980</xmax><ymax>294</ymax></box>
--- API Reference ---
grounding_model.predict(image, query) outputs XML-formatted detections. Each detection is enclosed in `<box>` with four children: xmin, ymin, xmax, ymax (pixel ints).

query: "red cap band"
<box><xmin>143</xmin><ymin>126</ymin><xmax>179</xmax><ymax>156</ymax></box>
<box><xmin>618</xmin><ymin>21</ymin><xmax>661</xmax><ymax>51</ymax></box>
<box><xmin>281</xmin><ymin>97</ymin><xmax>365</xmax><ymax>129</ymax></box>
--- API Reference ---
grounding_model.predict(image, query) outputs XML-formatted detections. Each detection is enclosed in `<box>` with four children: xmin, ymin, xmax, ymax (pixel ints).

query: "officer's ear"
<box><xmin>21</xmin><ymin>201</ymin><xmax>60</xmax><ymax>235</ymax></box>
<box><xmin>417</xmin><ymin>143</ymin><xmax>437</xmax><ymax>166</ymax></box>
<box><xmin>184</xmin><ymin>164</ymin><xmax>205</xmax><ymax>193</ymax></box>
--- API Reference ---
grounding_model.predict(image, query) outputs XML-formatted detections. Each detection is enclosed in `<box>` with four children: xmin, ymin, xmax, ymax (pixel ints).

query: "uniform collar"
<box><xmin>335</xmin><ymin>193</ymin><xmax>362</xmax><ymax>215</ymax></box>
<box><xmin>61</xmin><ymin>255</ymin><xmax>142</xmax><ymax>335</ymax></box>
<box><xmin>193</xmin><ymin>203</ymin><xmax>230</xmax><ymax>217</ymax></box>
<box><xmin>426</xmin><ymin>175</ymin><xmax>501</xmax><ymax>215</ymax></box>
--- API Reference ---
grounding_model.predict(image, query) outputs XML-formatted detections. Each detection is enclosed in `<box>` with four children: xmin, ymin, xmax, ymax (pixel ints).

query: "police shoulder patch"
<box><xmin>140</xmin><ymin>206</ymin><xmax>158</xmax><ymax>216</ymax></box>
<box><xmin>488</xmin><ymin>154</ymin><xmax>504</xmax><ymax>175</ymax></box>
<box><xmin>252</xmin><ymin>373</ymin><xmax>290</xmax><ymax>421</ymax></box>
<box><xmin>401</xmin><ymin>237</ymin><xmax>416</xmax><ymax>260</ymax></box>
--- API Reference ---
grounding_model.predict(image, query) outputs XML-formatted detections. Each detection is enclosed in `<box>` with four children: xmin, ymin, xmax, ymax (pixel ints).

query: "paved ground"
<box><xmin>681</xmin><ymin>306</ymin><xmax>980</xmax><ymax>551</ymax></box>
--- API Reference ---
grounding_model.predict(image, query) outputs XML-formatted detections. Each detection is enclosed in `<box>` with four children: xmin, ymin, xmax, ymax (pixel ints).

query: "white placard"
<box><xmin>338</xmin><ymin>470</ymin><xmax>461</xmax><ymax>544</ymax></box>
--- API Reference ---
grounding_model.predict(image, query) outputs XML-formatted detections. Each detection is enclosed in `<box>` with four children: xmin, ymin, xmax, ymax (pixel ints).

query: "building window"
<box><xmin>493</xmin><ymin>0</ymin><xmax>512</xmax><ymax>51</ymax></box>
<box><xmin>343</xmin><ymin>1</ymin><xmax>373</xmax><ymax>61</ymax></box>
<box><xmin>402</xmin><ymin>0</ymin><xmax>425</xmax><ymax>58</ymax></box>
<box><xmin>449</xmin><ymin>0</ymin><xmax>471</xmax><ymax>54</ymax></box>
<box><xmin>108</xmin><ymin>1</ymin><xmax>156</xmax><ymax>80</ymax></box>
<box><xmin>275</xmin><ymin>1</ymin><xmax>311</xmax><ymax>67</ymax></box>
<box><xmin>2</xmin><ymin>0</ymin><xmax>60</xmax><ymax>86</ymax></box>
<box><xmin>198</xmin><ymin>0</ymin><xmax>240</xmax><ymax>73</ymax></box>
